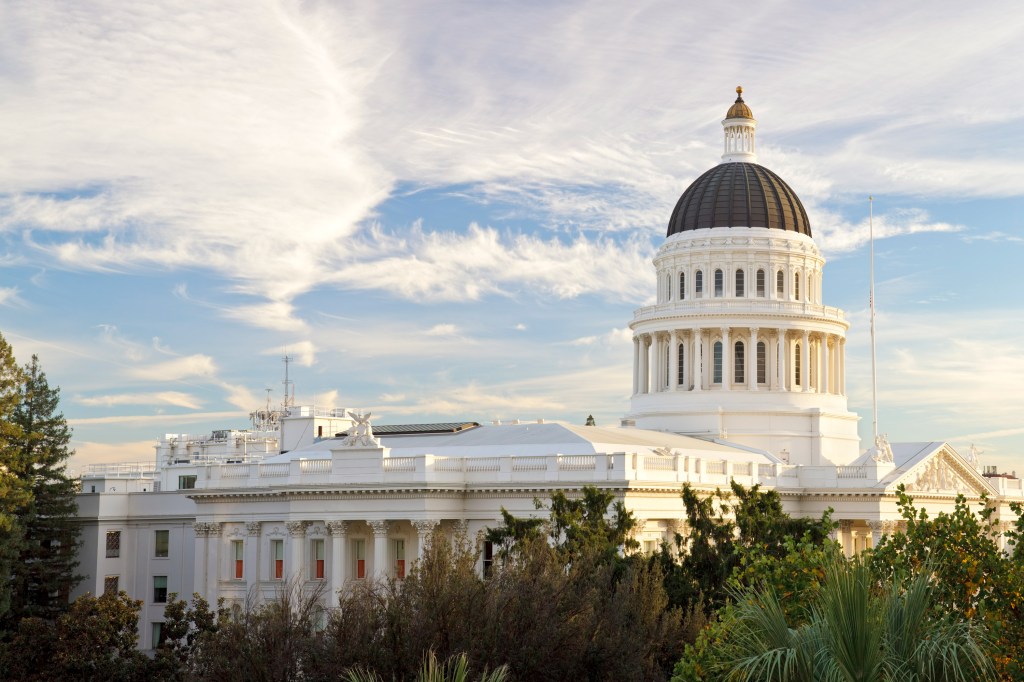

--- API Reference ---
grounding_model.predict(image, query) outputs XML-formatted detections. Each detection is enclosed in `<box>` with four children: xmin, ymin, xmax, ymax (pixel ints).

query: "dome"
<box><xmin>667</xmin><ymin>162</ymin><xmax>812</xmax><ymax>237</ymax></box>
<box><xmin>726</xmin><ymin>86</ymin><xmax>753</xmax><ymax>119</ymax></box>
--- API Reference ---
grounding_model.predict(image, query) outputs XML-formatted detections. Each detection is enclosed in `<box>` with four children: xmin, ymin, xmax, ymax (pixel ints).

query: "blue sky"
<box><xmin>1</xmin><ymin>1</ymin><xmax>1022</xmax><ymax>474</ymax></box>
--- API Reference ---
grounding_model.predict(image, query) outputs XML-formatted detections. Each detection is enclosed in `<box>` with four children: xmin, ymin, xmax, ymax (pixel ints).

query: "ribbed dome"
<box><xmin>667</xmin><ymin>162</ymin><xmax>812</xmax><ymax>237</ymax></box>
<box><xmin>726</xmin><ymin>86</ymin><xmax>753</xmax><ymax>119</ymax></box>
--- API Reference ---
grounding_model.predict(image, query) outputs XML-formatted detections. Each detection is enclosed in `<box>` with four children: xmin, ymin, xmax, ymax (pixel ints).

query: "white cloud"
<box><xmin>77</xmin><ymin>391</ymin><xmax>203</xmax><ymax>409</ymax></box>
<box><xmin>425</xmin><ymin>324</ymin><xmax>459</xmax><ymax>336</ymax></box>
<box><xmin>130</xmin><ymin>354</ymin><xmax>217</xmax><ymax>381</ymax></box>
<box><xmin>0</xmin><ymin>287</ymin><xmax>22</xmax><ymax>306</ymax></box>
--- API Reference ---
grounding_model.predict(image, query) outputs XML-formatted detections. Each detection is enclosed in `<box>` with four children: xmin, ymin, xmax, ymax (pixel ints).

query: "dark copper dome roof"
<box><xmin>667</xmin><ymin>162</ymin><xmax>812</xmax><ymax>237</ymax></box>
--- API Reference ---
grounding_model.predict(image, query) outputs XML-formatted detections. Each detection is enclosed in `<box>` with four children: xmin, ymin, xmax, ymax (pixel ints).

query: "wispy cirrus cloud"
<box><xmin>77</xmin><ymin>391</ymin><xmax>203</xmax><ymax>409</ymax></box>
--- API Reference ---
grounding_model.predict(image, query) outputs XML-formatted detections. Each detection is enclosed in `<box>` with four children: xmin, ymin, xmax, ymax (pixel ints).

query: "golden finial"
<box><xmin>736</xmin><ymin>85</ymin><xmax>743</xmax><ymax>96</ymax></box>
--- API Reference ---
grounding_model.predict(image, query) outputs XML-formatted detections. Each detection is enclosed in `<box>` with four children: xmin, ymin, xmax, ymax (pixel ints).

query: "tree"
<box><xmin>0</xmin><ymin>332</ymin><xmax>27</xmax><ymax>622</ymax></box>
<box><xmin>696</xmin><ymin>558</ymin><xmax>994</xmax><ymax>682</ymax></box>
<box><xmin>7</xmin><ymin>355</ymin><xmax>81</xmax><ymax>622</ymax></box>
<box><xmin>659</xmin><ymin>482</ymin><xmax>834</xmax><ymax>615</ymax></box>
<box><xmin>871</xmin><ymin>487</ymin><xmax>1024</xmax><ymax>680</ymax></box>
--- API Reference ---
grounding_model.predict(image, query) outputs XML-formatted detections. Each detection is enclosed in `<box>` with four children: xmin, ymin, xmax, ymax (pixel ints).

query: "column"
<box><xmin>721</xmin><ymin>327</ymin><xmax>731</xmax><ymax>390</ymax></box>
<box><xmin>801</xmin><ymin>330</ymin><xmax>810</xmax><ymax>392</ymax></box>
<box><xmin>693</xmin><ymin>329</ymin><xmax>703</xmax><ymax>392</ymax></box>
<box><xmin>327</xmin><ymin>521</ymin><xmax>349</xmax><ymax>597</ymax></box>
<box><xmin>369</xmin><ymin>520</ymin><xmax>389</xmax><ymax>580</ymax></box>
<box><xmin>653</xmin><ymin>334</ymin><xmax>662</xmax><ymax>392</ymax></box>
<box><xmin>639</xmin><ymin>335</ymin><xmax>649</xmax><ymax>394</ymax></box>
<box><xmin>192</xmin><ymin>522</ymin><xmax>209</xmax><ymax>600</ymax></box>
<box><xmin>669</xmin><ymin>330</ymin><xmax>678</xmax><ymax>390</ymax></box>
<box><xmin>822</xmin><ymin>335</ymin><xmax>830</xmax><ymax>395</ymax></box>
<box><xmin>413</xmin><ymin>520</ymin><xmax>440</xmax><ymax>561</ymax></box>
<box><xmin>245</xmin><ymin>522</ymin><xmax>261</xmax><ymax>586</ymax></box>
<box><xmin>840</xmin><ymin>338</ymin><xmax>846</xmax><ymax>395</ymax></box>
<box><xmin>867</xmin><ymin>521</ymin><xmax>884</xmax><ymax>550</ymax></box>
<box><xmin>286</xmin><ymin>521</ymin><xmax>309</xmax><ymax>582</ymax></box>
<box><xmin>632</xmin><ymin>337</ymin><xmax>640</xmax><ymax>395</ymax></box>
<box><xmin>749</xmin><ymin>328</ymin><xmax>759</xmax><ymax>391</ymax></box>
<box><xmin>206</xmin><ymin>522</ymin><xmax>222</xmax><ymax>599</ymax></box>
<box><xmin>776</xmin><ymin>330</ymin><xmax>786</xmax><ymax>391</ymax></box>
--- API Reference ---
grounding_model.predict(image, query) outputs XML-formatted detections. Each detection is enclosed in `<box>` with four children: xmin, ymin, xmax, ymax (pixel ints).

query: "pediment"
<box><xmin>887</xmin><ymin>445</ymin><xmax>996</xmax><ymax>497</ymax></box>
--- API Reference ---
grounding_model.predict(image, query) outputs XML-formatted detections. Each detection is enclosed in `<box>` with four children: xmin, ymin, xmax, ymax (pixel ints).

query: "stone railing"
<box><xmin>632</xmin><ymin>299</ymin><xmax>846</xmax><ymax>323</ymax></box>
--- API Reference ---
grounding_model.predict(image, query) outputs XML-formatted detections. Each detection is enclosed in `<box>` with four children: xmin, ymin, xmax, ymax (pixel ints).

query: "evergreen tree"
<box><xmin>7</xmin><ymin>355</ymin><xmax>82</xmax><ymax>623</ymax></box>
<box><xmin>0</xmin><ymin>333</ymin><xmax>28</xmax><ymax>622</ymax></box>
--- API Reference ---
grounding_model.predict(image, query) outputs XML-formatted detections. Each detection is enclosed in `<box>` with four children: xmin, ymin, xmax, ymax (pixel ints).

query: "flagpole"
<box><xmin>869</xmin><ymin>196</ymin><xmax>878</xmax><ymax>441</ymax></box>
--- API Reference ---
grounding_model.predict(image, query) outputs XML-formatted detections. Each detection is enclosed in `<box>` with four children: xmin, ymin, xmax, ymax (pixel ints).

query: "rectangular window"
<box><xmin>713</xmin><ymin>342</ymin><xmax>723</xmax><ymax>384</ymax></box>
<box><xmin>312</xmin><ymin>539</ymin><xmax>325</xmax><ymax>580</ymax></box>
<box><xmin>233</xmin><ymin>540</ymin><xmax>244</xmax><ymax>580</ymax></box>
<box><xmin>483</xmin><ymin>541</ymin><xmax>494</xmax><ymax>578</ymax></box>
<box><xmin>695</xmin><ymin>270</ymin><xmax>703</xmax><ymax>297</ymax></box>
<box><xmin>756</xmin><ymin>270</ymin><xmax>765</xmax><ymax>297</ymax></box>
<box><xmin>679</xmin><ymin>272</ymin><xmax>686</xmax><ymax>300</ymax></box>
<box><xmin>152</xmin><ymin>622</ymin><xmax>166</xmax><ymax>648</ymax></box>
<box><xmin>714</xmin><ymin>269</ymin><xmax>724</xmax><ymax>297</ymax></box>
<box><xmin>757</xmin><ymin>342</ymin><xmax>767</xmax><ymax>384</ymax></box>
<box><xmin>794</xmin><ymin>344</ymin><xmax>802</xmax><ymax>386</ymax></box>
<box><xmin>734</xmin><ymin>342</ymin><xmax>745</xmax><ymax>384</ymax></box>
<box><xmin>677</xmin><ymin>344</ymin><xmax>685</xmax><ymax>387</ymax></box>
<box><xmin>153</xmin><ymin>576</ymin><xmax>168</xmax><ymax>603</ymax></box>
<box><xmin>154</xmin><ymin>530</ymin><xmax>169</xmax><ymax>558</ymax></box>
<box><xmin>271</xmin><ymin>539</ymin><xmax>284</xmax><ymax>580</ymax></box>
<box><xmin>395</xmin><ymin>539</ymin><xmax>406</xmax><ymax>580</ymax></box>
<box><xmin>355</xmin><ymin>539</ymin><xmax>366</xmax><ymax>579</ymax></box>
<box><xmin>735</xmin><ymin>270</ymin><xmax>745</xmax><ymax>297</ymax></box>
<box><xmin>776</xmin><ymin>270</ymin><xmax>784</xmax><ymax>297</ymax></box>
<box><xmin>104</xmin><ymin>575</ymin><xmax>119</xmax><ymax>595</ymax></box>
<box><xmin>105</xmin><ymin>530</ymin><xmax>121</xmax><ymax>558</ymax></box>
<box><xmin>178</xmin><ymin>475</ymin><xmax>197</xmax><ymax>490</ymax></box>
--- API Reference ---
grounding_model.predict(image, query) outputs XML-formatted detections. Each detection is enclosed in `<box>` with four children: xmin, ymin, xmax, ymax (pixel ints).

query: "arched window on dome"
<box><xmin>678</xmin><ymin>343</ymin><xmax>685</xmax><ymax>387</ymax></box>
<box><xmin>794</xmin><ymin>272</ymin><xmax>801</xmax><ymax>301</ymax></box>
<box><xmin>734</xmin><ymin>341</ymin><xmax>745</xmax><ymax>384</ymax></box>
<box><xmin>756</xmin><ymin>269</ymin><xmax>765</xmax><ymax>297</ymax></box>
<box><xmin>794</xmin><ymin>343</ymin><xmax>802</xmax><ymax>387</ymax></box>
<box><xmin>695</xmin><ymin>270</ymin><xmax>704</xmax><ymax>298</ymax></box>
<box><xmin>776</xmin><ymin>270</ymin><xmax>784</xmax><ymax>298</ymax></box>
<box><xmin>735</xmin><ymin>269</ymin><xmax>745</xmax><ymax>297</ymax></box>
<box><xmin>679</xmin><ymin>272</ymin><xmax>686</xmax><ymax>300</ymax></box>
<box><xmin>714</xmin><ymin>269</ymin><xmax>724</xmax><ymax>297</ymax></box>
<box><xmin>757</xmin><ymin>341</ymin><xmax>766</xmax><ymax>384</ymax></box>
<box><xmin>713</xmin><ymin>341</ymin><xmax>723</xmax><ymax>384</ymax></box>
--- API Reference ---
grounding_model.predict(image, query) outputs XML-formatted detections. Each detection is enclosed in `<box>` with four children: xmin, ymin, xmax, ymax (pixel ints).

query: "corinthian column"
<box><xmin>632</xmin><ymin>336</ymin><xmax>640</xmax><ymax>395</ymax></box>
<box><xmin>286</xmin><ymin>521</ymin><xmax>309</xmax><ymax>582</ymax></box>
<box><xmin>721</xmin><ymin>327</ymin><xmax>731</xmax><ymax>390</ymax></box>
<box><xmin>326</xmin><ymin>521</ymin><xmax>349</xmax><ymax>598</ymax></box>
<box><xmin>749</xmin><ymin>327</ymin><xmax>759</xmax><ymax>391</ymax></box>
<box><xmin>801</xmin><ymin>330</ymin><xmax>810</xmax><ymax>392</ymax></box>
<box><xmin>369</xmin><ymin>520</ymin><xmax>390</xmax><ymax>580</ymax></box>
<box><xmin>206</xmin><ymin>522</ymin><xmax>223</xmax><ymax>599</ymax></box>
<box><xmin>669</xmin><ymin>329</ymin><xmax>678</xmax><ymax>390</ymax></box>
<box><xmin>413</xmin><ymin>520</ymin><xmax>440</xmax><ymax>561</ymax></box>
<box><xmin>822</xmin><ymin>335</ymin><xmax>831</xmax><ymax>394</ymax></box>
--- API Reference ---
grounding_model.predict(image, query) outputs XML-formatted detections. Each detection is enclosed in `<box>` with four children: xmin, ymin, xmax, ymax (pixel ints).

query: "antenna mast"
<box><xmin>282</xmin><ymin>353</ymin><xmax>294</xmax><ymax>411</ymax></box>
<box><xmin>869</xmin><ymin>196</ymin><xmax>878</xmax><ymax>441</ymax></box>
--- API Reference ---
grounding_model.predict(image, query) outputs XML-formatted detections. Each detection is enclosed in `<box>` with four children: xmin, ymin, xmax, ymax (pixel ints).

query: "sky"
<box><xmin>1</xmin><ymin>1</ymin><xmax>1022</xmax><ymax>475</ymax></box>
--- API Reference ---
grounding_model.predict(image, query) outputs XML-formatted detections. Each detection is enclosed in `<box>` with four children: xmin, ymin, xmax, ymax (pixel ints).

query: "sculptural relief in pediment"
<box><xmin>903</xmin><ymin>453</ymin><xmax>982</xmax><ymax>495</ymax></box>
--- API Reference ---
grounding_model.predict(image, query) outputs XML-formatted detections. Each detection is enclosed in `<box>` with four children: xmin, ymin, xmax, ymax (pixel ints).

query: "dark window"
<box><xmin>794</xmin><ymin>272</ymin><xmax>801</xmax><ymax>301</ymax></box>
<box><xmin>154</xmin><ymin>530</ymin><xmax>169</xmax><ymax>558</ymax></box>
<box><xmin>735</xmin><ymin>269</ymin><xmax>745</xmax><ymax>297</ymax></box>
<box><xmin>272</xmin><ymin>539</ymin><xmax>284</xmax><ymax>580</ymax></box>
<box><xmin>757</xmin><ymin>342</ymin><xmax>767</xmax><ymax>384</ymax></box>
<box><xmin>695</xmin><ymin>270</ymin><xmax>703</xmax><ymax>297</ymax></box>
<box><xmin>178</xmin><ymin>475</ymin><xmax>196</xmax><ymax>490</ymax></box>
<box><xmin>795</xmin><ymin>343</ymin><xmax>802</xmax><ymax>386</ymax></box>
<box><xmin>679</xmin><ymin>272</ymin><xmax>686</xmax><ymax>300</ymax></box>
<box><xmin>677</xmin><ymin>344</ymin><xmax>685</xmax><ymax>386</ymax></box>
<box><xmin>154</xmin><ymin>576</ymin><xmax>167</xmax><ymax>603</ymax></box>
<box><xmin>153</xmin><ymin>622</ymin><xmax>167</xmax><ymax>648</ymax></box>
<box><xmin>776</xmin><ymin>270</ymin><xmax>784</xmax><ymax>297</ymax></box>
<box><xmin>104</xmin><ymin>575</ymin><xmax>119</xmax><ymax>595</ymax></box>
<box><xmin>714</xmin><ymin>269</ymin><xmax>724</xmax><ymax>297</ymax></box>
<box><xmin>665</xmin><ymin>274</ymin><xmax>672</xmax><ymax>301</ymax></box>
<box><xmin>713</xmin><ymin>341</ymin><xmax>723</xmax><ymax>383</ymax></box>
<box><xmin>106</xmin><ymin>531</ymin><xmax>121</xmax><ymax>558</ymax></box>
<box><xmin>734</xmin><ymin>341</ymin><xmax>745</xmax><ymax>383</ymax></box>
<box><xmin>483</xmin><ymin>541</ymin><xmax>494</xmax><ymax>578</ymax></box>
<box><xmin>756</xmin><ymin>269</ymin><xmax>765</xmax><ymax>297</ymax></box>
<box><xmin>312</xmin><ymin>539</ymin><xmax>325</xmax><ymax>580</ymax></box>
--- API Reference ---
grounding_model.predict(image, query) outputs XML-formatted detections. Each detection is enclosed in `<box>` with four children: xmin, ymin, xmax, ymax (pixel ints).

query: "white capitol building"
<box><xmin>75</xmin><ymin>89</ymin><xmax>1023</xmax><ymax>649</ymax></box>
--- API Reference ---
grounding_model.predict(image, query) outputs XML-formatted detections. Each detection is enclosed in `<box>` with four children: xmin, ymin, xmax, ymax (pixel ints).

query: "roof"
<box><xmin>336</xmin><ymin>422</ymin><xmax>479</xmax><ymax>436</ymax></box>
<box><xmin>667</xmin><ymin>162</ymin><xmax>812</xmax><ymax>237</ymax></box>
<box><xmin>268</xmin><ymin>421</ymin><xmax>779</xmax><ymax>463</ymax></box>
<box><xmin>726</xmin><ymin>86</ymin><xmax>754</xmax><ymax>119</ymax></box>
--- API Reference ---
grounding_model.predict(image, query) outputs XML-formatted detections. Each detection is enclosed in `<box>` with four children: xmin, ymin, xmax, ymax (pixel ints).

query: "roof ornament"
<box><xmin>722</xmin><ymin>85</ymin><xmax>756</xmax><ymax>162</ymax></box>
<box><xmin>871</xmin><ymin>433</ymin><xmax>894</xmax><ymax>464</ymax></box>
<box><xmin>966</xmin><ymin>443</ymin><xmax>983</xmax><ymax>470</ymax></box>
<box><xmin>341</xmin><ymin>410</ymin><xmax>381</xmax><ymax>448</ymax></box>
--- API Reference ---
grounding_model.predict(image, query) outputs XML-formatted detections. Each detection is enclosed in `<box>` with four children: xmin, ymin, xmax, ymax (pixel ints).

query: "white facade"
<box><xmin>73</xmin><ymin>90</ymin><xmax>1024</xmax><ymax>649</ymax></box>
